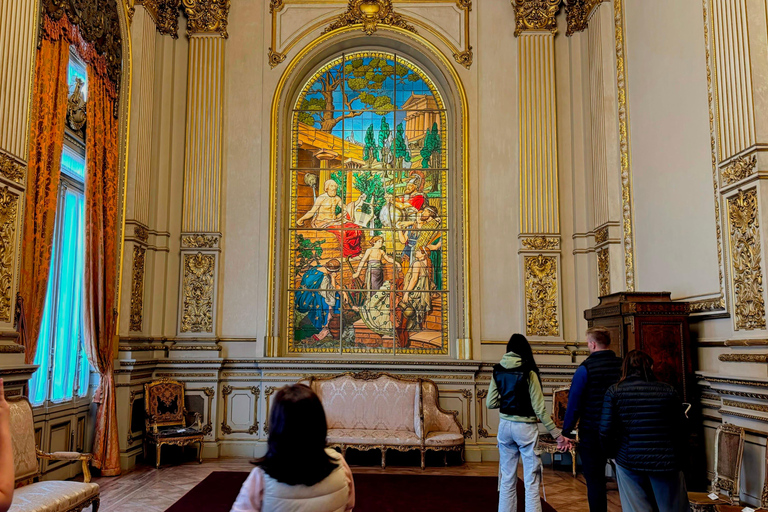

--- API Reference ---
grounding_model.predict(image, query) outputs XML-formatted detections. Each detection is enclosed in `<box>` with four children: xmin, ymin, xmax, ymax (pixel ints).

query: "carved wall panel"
<box><xmin>129</xmin><ymin>245</ymin><xmax>146</xmax><ymax>331</ymax></box>
<box><xmin>597</xmin><ymin>247</ymin><xmax>610</xmax><ymax>297</ymax></box>
<box><xmin>524</xmin><ymin>255</ymin><xmax>559</xmax><ymax>337</ymax></box>
<box><xmin>220</xmin><ymin>385</ymin><xmax>259</xmax><ymax>435</ymax></box>
<box><xmin>0</xmin><ymin>187</ymin><xmax>20</xmax><ymax>324</ymax></box>
<box><xmin>727</xmin><ymin>189</ymin><xmax>766</xmax><ymax>330</ymax></box>
<box><xmin>179</xmin><ymin>252</ymin><xmax>216</xmax><ymax>334</ymax></box>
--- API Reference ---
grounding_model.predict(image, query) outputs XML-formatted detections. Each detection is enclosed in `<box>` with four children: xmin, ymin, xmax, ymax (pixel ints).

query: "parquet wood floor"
<box><xmin>88</xmin><ymin>458</ymin><xmax>622</xmax><ymax>512</ymax></box>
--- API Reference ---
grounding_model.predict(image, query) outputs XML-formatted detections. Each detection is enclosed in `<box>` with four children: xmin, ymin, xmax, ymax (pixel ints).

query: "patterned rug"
<box><xmin>164</xmin><ymin>471</ymin><xmax>557</xmax><ymax>512</ymax></box>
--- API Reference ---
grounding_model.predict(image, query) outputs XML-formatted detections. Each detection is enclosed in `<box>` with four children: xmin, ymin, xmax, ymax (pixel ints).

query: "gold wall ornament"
<box><xmin>0</xmin><ymin>188</ymin><xmax>18</xmax><ymax>324</ymax></box>
<box><xmin>718</xmin><ymin>353</ymin><xmax>768</xmax><ymax>363</ymax></box>
<box><xmin>614</xmin><ymin>0</ymin><xmax>635</xmax><ymax>291</ymax></box>
<box><xmin>182</xmin><ymin>234</ymin><xmax>220</xmax><ymax>248</ymax></box>
<box><xmin>721</xmin><ymin>154</ymin><xmax>757</xmax><ymax>186</ymax></box>
<box><xmin>0</xmin><ymin>152</ymin><xmax>25</xmax><ymax>185</ymax></box>
<box><xmin>129</xmin><ymin>245</ymin><xmax>146</xmax><ymax>332</ymax></box>
<box><xmin>66</xmin><ymin>77</ymin><xmax>87</xmax><ymax>135</ymax></box>
<box><xmin>565</xmin><ymin>0</ymin><xmax>606</xmax><ymax>36</ymax></box>
<box><xmin>180</xmin><ymin>252</ymin><xmax>216</xmax><ymax>333</ymax></box>
<box><xmin>134</xmin><ymin>224</ymin><xmax>149</xmax><ymax>243</ymax></box>
<box><xmin>323</xmin><ymin>0</ymin><xmax>416</xmax><ymax>36</ymax></box>
<box><xmin>594</xmin><ymin>226</ymin><xmax>608</xmax><ymax>245</ymax></box>
<box><xmin>597</xmin><ymin>248</ymin><xmax>610</xmax><ymax>296</ymax></box>
<box><xmin>524</xmin><ymin>255</ymin><xmax>559</xmax><ymax>337</ymax></box>
<box><xmin>688</xmin><ymin>296</ymin><xmax>726</xmax><ymax>313</ymax></box>
<box><xmin>521</xmin><ymin>236</ymin><xmax>559</xmax><ymax>250</ymax></box>
<box><xmin>220</xmin><ymin>385</ymin><xmax>259</xmax><ymax>435</ymax></box>
<box><xmin>512</xmin><ymin>0</ymin><xmax>561</xmax><ymax>37</ymax></box>
<box><xmin>181</xmin><ymin>0</ymin><xmax>230</xmax><ymax>37</ymax></box>
<box><xmin>136</xmin><ymin>0</ymin><xmax>183</xmax><ymax>38</ymax></box>
<box><xmin>728</xmin><ymin>189</ymin><xmax>766</xmax><ymax>330</ymax></box>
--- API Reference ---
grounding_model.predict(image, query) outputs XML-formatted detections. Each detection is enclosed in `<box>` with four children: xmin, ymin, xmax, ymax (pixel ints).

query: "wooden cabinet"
<box><xmin>584</xmin><ymin>292</ymin><xmax>693</xmax><ymax>402</ymax></box>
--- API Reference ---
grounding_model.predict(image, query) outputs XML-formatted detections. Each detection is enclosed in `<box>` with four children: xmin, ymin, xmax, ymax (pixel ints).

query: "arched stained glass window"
<box><xmin>288</xmin><ymin>51</ymin><xmax>448</xmax><ymax>355</ymax></box>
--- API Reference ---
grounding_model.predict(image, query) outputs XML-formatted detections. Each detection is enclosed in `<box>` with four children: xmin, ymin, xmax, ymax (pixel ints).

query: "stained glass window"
<box><xmin>288</xmin><ymin>51</ymin><xmax>448</xmax><ymax>355</ymax></box>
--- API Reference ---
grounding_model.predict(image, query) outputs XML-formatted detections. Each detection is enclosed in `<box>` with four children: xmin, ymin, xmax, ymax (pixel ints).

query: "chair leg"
<box><xmin>198</xmin><ymin>441</ymin><xmax>203</xmax><ymax>464</ymax></box>
<box><xmin>381</xmin><ymin>448</ymin><xmax>387</xmax><ymax>469</ymax></box>
<box><xmin>421</xmin><ymin>449</ymin><xmax>426</xmax><ymax>470</ymax></box>
<box><xmin>156</xmin><ymin>443</ymin><xmax>162</xmax><ymax>469</ymax></box>
<box><xmin>571</xmin><ymin>448</ymin><xmax>577</xmax><ymax>478</ymax></box>
<box><xmin>341</xmin><ymin>445</ymin><xmax>347</xmax><ymax>458</ymax></box>
<box><xmin>91</xmin><ymin>498</ymin><xmax>100</xmax><ymax>512</ymax></box>
<box><xmin>443</xmin><ymin>451</ymin><xmax>448</xmax><ymax>466</ymax></box>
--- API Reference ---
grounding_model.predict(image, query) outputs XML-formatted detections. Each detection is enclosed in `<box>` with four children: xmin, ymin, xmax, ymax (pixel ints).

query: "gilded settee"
<box><xmin>304</xmin><ymin>372</ymin><xmax>464</xmax><ymax>469</ymax></box>
<box><xmin>8</xmin><ymin>397</ymin><xmax>99</xmax><ymax>512</ymax></box>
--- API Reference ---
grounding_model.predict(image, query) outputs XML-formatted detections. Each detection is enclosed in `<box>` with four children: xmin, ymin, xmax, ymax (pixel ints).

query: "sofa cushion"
<box><xmin>9</xmin><ymin>399</ymin><xmax>39</xmax><ymax>483</ymax></box>
<box><xmin>425</xmin><ymin>432</ymin><xmax>464</xmax><ymax>447</ymax></box>
<box><xmin>314</xmin><ymin>375</ymin><xmax>420</xmax><ymax>432</ymax></box>
<box><xmin>9</xmin><ymin>481</ymin><xmax>99</xmax><ymax>512</ymax></box>
<box><xmin>327</xmin><ymin>428</ymin><xmax>421</xmax><ymax>446</ymax></box>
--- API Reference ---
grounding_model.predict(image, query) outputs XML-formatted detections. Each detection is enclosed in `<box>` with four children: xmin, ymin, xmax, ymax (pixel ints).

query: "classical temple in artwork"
<box><xmin>1</xmin><ymin>0</ymin><xmax>768</xmax><ymax>510</ymax></box>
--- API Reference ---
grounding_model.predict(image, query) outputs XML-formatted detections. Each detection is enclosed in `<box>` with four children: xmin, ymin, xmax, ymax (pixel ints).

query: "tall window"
<box><xmin>288</xmin><ymin>51</ymin><xmax>448</xmax><ymax>355</ymax></box>
<box><xmin>30</xmin><ymin>49</ymin><xmax>91</xmax><ymax>405</ymax></box>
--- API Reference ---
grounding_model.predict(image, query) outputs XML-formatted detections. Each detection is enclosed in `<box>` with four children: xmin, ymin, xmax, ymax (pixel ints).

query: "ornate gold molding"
<box><xmin>728</xmin><ymin>189</ymin><xmax>766</xmax><ymax>330</ymax></box>
<box><xmin>718</xmin><ymin>354</ymin><xmax>768</xmax><ymax>363</ymax></box>
<box><xmin>0</xmin><ymin>344</ymin><xmax>24</xmax><ymax>353</ymax></box>
<box><xmin>594</xmin><ymin>226</ymin><xmax>608</xmax><ymax>245</ymax></box>
<box><xmin>512</xmin><ymin>0</ymin><xmax>560</xmax><ymax>37</ymax></box>
<box><xmin>136</xmin><ymin>0</ymin><xmax>182</xmax><ymax>38</ymax></box>
<box><xmin>181</xmin><ymin>234</ymin><xmax>219</xmax><ymax>248</ymax></box>
<box><xmin>129</xmin><ymin>245</ymin><xmax>146</xmax><ymax>332</ymax></box>
<box><xmin>597</xmin><ymin>248</ymin><xmax>610</xmax><ymax>297</ymax></box>
<box><xmin>0</xmin><ymin>151</ymin><xmax>26</xmax><ymax>185</ymax></box>
<box><xmin>688</xmin><ymin>296</ymin><xmax>726</xmax><ymax>314</ymax></box>
<box><xmin>220</xmin><ymin>385</ymin><xmax>259</xmax><ymax>435</ymax></box>
<box><xmin>0</xmin><ymin>188</ymin><xmax>18</xmax><ymax>324</ymax></box>
<box><xmin>699</xmin><ymin>375</ymin><xmax>768</xmax><ymax>388</ymax></box>
<box><xmin>181</xmin><ymin>0</ymin><xmax>230</xmax><ymax>37</ymax></box>
<box><xmin>565</xmin><ymin>0</ymin><xmax>606</xmax><ymax>36</ymax></box>
<box><xmin>180</xmin><ymin>252</ymin><xmax>215</xmax><ymax>333</ymax></box>
<box><xmin>134</xmin><ymin>224</ymin><xmax>149</xmax><ymax>244</ymax></box>
<box><xmin>323</xmin><ymin>0</ymin><xmax>416</xmax><ymax>36</ymax></box>
<box><xmin>521</xmin><ymin>236</ymin><xmax>559</xmax><ymax>251</ymax></box>
<box><xmin>475</xmin><ymin>389</ymin><xmax>491</xmax><ymax>438</ymax></box>
<box><xmin>524</xmin><ymin>255</ymin><xmax>559</xmax><ymax>337</ymax></box>
<box><xmin>614</xmin><ymin>0</ymin><xmax>635</xmax><ymax>291</ymax></box>
<box><xmin>721</xmin><ymin>154</ymin><xmax>757</xmax><ymax>186</ymax></box>
<box><xmin>722</xmin><ymin>398</ymin><xmax>768</xmax><ymax>413</ymax></box>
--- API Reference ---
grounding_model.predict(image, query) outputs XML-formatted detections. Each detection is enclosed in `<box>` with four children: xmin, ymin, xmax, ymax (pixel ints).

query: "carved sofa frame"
<box><xmin>304</xmin><ymin>371</ymin><xmax>465</xmax><ymax>469</ymax></box>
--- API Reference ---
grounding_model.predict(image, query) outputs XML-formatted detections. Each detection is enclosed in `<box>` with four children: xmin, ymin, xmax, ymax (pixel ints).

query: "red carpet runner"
<box><xmin>164</xmin><ymin>471</ymin><xmax>557</xmax><ymax>512</ymax></box>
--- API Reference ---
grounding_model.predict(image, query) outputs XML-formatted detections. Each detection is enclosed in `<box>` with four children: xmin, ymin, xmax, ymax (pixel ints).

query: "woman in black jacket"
<box><xmin>599</xmin><ymin>350</ymin><xmax>690</xmax><ymax>512</ymax></box>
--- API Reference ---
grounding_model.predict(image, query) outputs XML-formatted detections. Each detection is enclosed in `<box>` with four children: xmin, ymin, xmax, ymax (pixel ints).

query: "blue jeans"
<box><xmin>497</xmin><ymin>419</ymin><xmax>542</xmax><ymax>512</ymax></box>
<box><xmin>615</xmin><ymin>464</ymin><xmax>690</xmax><ymax>512</ymax></box>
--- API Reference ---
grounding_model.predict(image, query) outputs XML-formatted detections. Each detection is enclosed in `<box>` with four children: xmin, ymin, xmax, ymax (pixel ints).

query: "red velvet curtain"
<box><xmin>18</xmin><ymin>33</ymin><xmax>69</xmax><ymax>364</ymax></box>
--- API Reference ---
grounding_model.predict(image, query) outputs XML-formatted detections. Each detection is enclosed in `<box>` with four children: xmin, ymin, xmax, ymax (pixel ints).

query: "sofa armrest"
<box><xmin>36</xmin><ymin>449</ymin><xmax>93</xmax><ymax>483</ymax></box>
<box><xmin>421</xmin><ymin>381</ymin><xmax>463</xmax><ymax>437</ymax></box>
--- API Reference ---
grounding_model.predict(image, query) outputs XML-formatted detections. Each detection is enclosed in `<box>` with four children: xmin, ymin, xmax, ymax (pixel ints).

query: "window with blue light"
<box><xmin>29</xmin><ymin>48</ymin><xmax>92</xmax><ymax>406</ymax></box>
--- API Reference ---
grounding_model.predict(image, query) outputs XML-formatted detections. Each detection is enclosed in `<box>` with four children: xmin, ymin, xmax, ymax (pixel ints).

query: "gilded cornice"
<box><xmin>721</xmin><ymin>154</ymin><xmax>757</xmax><ymax>186</ymax></box>
<box><xmin>0</xmin><ymin>152</ymin><xmax>25</xmax><ymax>186</ymax></box>
<box><xmin>181</xmin><ymin>0</ymin><xmax>230</xmax><ymax>38</ymax></box>
<box><xmin>323</xmin><ymin>0</ymin><xmax>416</xmax><ymax>36</ymax></box>
<box><xmin>512</xmin><ymin>0</ymin><xmax>561</xmax><ymax>37</ymax></box>
<box><xmin>565</xmin><ymin>0</ymin><xmax>606</xmax><ymax>36</ymax></box>
<box><xmin>136</xmin><ymin>0</ymin><xmax>182</xmax><ymax>38</ymax></box>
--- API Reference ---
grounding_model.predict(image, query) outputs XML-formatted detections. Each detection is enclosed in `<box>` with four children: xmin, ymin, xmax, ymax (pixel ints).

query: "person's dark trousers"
<box><xmin>578</xmin><ymin>432</ymin><xmax>608</xmax><ymax>512</ymax></box>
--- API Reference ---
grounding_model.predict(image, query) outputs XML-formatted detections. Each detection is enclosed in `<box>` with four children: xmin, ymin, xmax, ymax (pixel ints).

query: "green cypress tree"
<box><xmin>394</xmin><ymin>122</ymin><xmax>411</xmax><ymax>168</ymax></box>
<box><xmin>363</xmin><ymin>124</ymin><xmax>379</xmax><ymax>165</ymax></box>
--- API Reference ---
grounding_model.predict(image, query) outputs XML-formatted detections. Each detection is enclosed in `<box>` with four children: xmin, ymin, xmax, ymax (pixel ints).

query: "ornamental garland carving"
<box><xmin>0</xmin><ymin>152</ymin><xmax>25</xmax><ymax>185</ymax></box>
<box><xmin>521</xmin><ymin>236</ymin><xmax>559</xmax><ymax>250</ymax></box>
<box><xmin>728</xmin><ymin>189</ymin><xmax>766</xmax><ymax>330</ymax></box>
<box><xmin>565</xmin><ymin>0</ymin><xmax>606</xmax><ymax>36</ymax></box>
<box><xmin>41</xmin><ymin>0</ymin><xmax>123</xmax><ymax>92</ymax></box>
<box><xmin>129</xmin><ymin>246</ymin><xmax>146</xmax><ymax>331</ymax></box>
<box><xmin>181</xmin><ymin>0</ymin><xmax>230</xmax><ymax>38</ymax></box>
<box><xmin>721</xmin><ymin>154</ymin><xmax>757</xmax><ymax>186</ymax></box>
<box><xmin>524</xmin><ymin>255</ymin><xmax>559</xmax><ymax>337</ymax></box>
<box><xmin>182</xmin><ymin>234</ymin><xmax>219</xmax><ymax>248</ymax></box>
<box><xmin>324</xmin><ymin>0</ymin><xmax>417</xmax><ymax>36</ymax></box>
<box><xmin>180</xmin><ymin>252</ymin><xmax>215</xmax><ymax>333</ymax></box>
<box><xmin>512</xmin><ymin>0</ymin><xmax>561</xmax><ymax>37</ymax></box>
<box><xmin>0</xmin><ymin>188</ymin><xmax>18</xmax><ymax>323</ymax></box>
<box><xmin>688</xmin><ymin>296</ymin><xmax>726</xmax><ymax>313</ymax></box>
<box><xmin>718</xmin><ymin>354</ymin><xmax>768</xmax><ymax>363</ymax></box>
<box><xmin>597</xmin><ymin>248</ymin><xmax>610</xmax><ymax>297</ymax></box>
<box><xmin>136</xmin><ymin>0</ymin><xmax>182</xmax><ymax>38</ymax></box>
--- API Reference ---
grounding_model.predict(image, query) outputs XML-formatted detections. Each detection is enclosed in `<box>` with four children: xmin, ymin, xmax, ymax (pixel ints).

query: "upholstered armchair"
<box><xmin>536</xmin><ymin>386</ymin><xmax>578</xmax><ymax>477</ymax></box>
<box><xmin>143</xmin><ymin>378</ymin><xmax>204</xmax><ymax>469</ymax></box>
<box><xmin>689</xmin><ymin>423</ymin><xmax>745</xmax><ymax>512</ymax></box>
<box><xmin>8</xmin><ymin>397</ymin><xmax>100</xmax><ymax>512</ymax></box>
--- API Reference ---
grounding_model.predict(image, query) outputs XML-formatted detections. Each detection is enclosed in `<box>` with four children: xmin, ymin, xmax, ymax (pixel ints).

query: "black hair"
<box><xmin>506</xmin><ymin>333</ymin><xmax>541</xmax><ymax>380</ymax></box>
<box><xmin>256</xmin><ymin>384</ymin><xmax>338</xmax><ymax>486</ymax></box>
<box><xmin>619</xmin><ymin>350</ymin><xmax>656</xmax><ymax>384</ymax></box>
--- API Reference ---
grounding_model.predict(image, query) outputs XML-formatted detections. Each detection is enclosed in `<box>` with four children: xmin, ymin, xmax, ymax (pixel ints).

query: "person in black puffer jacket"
<box><xmin>599</xmin><ymin>350</ymin><xmax>690</xmax><ymax>512</ymax></box>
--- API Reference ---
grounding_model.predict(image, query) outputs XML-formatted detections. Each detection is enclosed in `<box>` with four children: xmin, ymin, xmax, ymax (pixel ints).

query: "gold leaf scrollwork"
<box><xmin>594</xmin><ymin>226</ymin><xmax>608</xmax><ymax>245</ymax></box>
<box><xmin>0</xmin><ymin>152</ymin><xmax>25</xmax><ymax>185</ymax></box>
<box><xmin>129</xmin><ymin>246</ymin><xmax>146</xmax><ymax>332</ymax></box>
<box><xmin>512</xmin><ymin>0</ymin><xmax>561</xmax><ymax>37</ymax></box>
<box><xmin>181</xmin><ymin>0</ymin><xmax>230</xmax><ymax>38</ymax></box>
<box><xmin>597</xmin><ymin>248</ymin><xmax>610</xmax><ymax>297</ymax></box>
<box><xmin>268</xmin><ymin>48</ymin><xmax>286</xmax><ymax>68</ymax></box>
<box><xmin>324</xmin><ymin>0</ymin><xmax>416</xmax><ymax>36</ymax></box>
<box><xmin>565</xmin><ymin>0</ymin><xmax>606</xmax><ymax>36</ymax></box>
<box><xmin>0</xmin><ymin>188</ymin><xmax>18</xmax><ymax>323</ymax></box>
<box><xmin>524</xmin><ymin>255</ymin><xmax>559</xmax><ymax>337</ymax></box>
<box><xmin>134</xmin><ymin>224</ymin><xmax>149</xmax><ymax>243</ymax></box>
<box><xmin>136</xmin><ymin>0</ymin><xmax>183</xmax><ymax>38</ymax></box>
<box><xmin>182</xmin><ymin>234</ymin><xmax>219</xmax><ymax>248</ymax></box>
<box><xmin>721</xmin><ymin>155</ymin><xmax>757</xmax><ymax>186</ymax></box>
<box><xmin>728</xmin><ymin>189</ymin><xmax>766</xmax><ymax>330</ymax></box>
<box><xmin>66</xmin><ymin>77</ymin><xmax>87</xmax><ymax>135</ymax></box>
<box><xmin>453</xmin><ymin>48</ymin><xmax>473</xmax><ymax>70</ymax></box>
<box><xmin>521</xmin><ymin>236</ymin><xmax>559</xmax><ymax>250</ymax></box>
<box><xmin>180</xmin><ymin>252</ymin><xmax>215</xmax><ymax>333</ymax></box>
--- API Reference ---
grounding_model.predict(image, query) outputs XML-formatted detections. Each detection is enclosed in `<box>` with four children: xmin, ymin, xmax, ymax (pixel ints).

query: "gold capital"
<box><xmin>512</xmin><ymin>0</ymin><xmax>561</xmax><ymax>37</ymax></box>
<box><xmin>565</xmin><ymin>0</ymin><xmax>606</xmax><ymax>36</ymax></box>
<box><xmin>182</xmin><ymin>0</ymin><xmax>230</xmax><ymax>38</ymax></box>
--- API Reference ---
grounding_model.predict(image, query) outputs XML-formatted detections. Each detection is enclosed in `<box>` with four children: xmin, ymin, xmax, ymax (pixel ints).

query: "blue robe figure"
<box><xmin>294</xmin><ymin>267</ymin><xmax>340</xmax><ymax>330</ymax></box>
